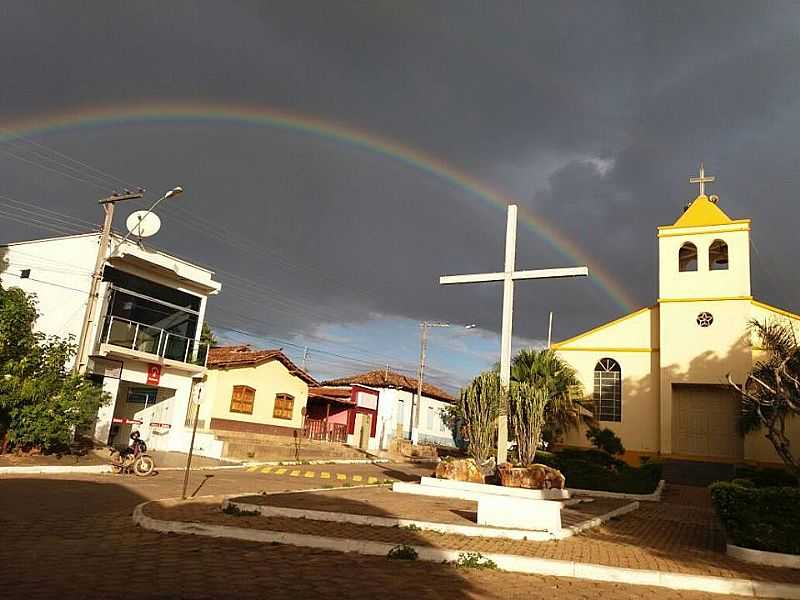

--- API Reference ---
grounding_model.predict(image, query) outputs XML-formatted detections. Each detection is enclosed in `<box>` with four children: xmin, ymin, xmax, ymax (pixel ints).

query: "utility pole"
<box><xmin>74</xmin><ymin>191</ymin><xmax>144</xmax><ymax>373</ymax></box>
<box><xmin>411</xmin><ymin>321</ymin><xmax>448</xmax><ymax>443</ymax></box>
<box><xmin>302</xmin><ymin>346</ymin><xmax>309</xmax><ymax>371</ymax></box>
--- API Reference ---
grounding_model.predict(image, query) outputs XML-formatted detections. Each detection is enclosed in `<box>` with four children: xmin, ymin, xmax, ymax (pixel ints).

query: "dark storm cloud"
<box><xmin>0</xmin><ymin>1</ymin><xmax>799</xmax><ymax>348</ymax></box>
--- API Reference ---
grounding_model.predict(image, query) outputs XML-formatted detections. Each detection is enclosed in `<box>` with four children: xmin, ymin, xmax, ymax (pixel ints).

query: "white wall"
<box><xmin>372</xmin><ymin>386</ymin><xmax>455</xmax><ymax>448</ymax></box>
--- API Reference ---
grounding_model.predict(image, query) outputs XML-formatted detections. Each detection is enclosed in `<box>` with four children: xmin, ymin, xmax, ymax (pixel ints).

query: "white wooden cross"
<box><xmin>439</xmin><ymin>204</ymin><xmax>588</xmax><ymax>466</ymax></box>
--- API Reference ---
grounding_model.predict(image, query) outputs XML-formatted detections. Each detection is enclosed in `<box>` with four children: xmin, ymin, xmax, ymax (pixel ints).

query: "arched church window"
<box><xmin>709</xmin><ymin>239</ymin><xmax>729</xmax><ymax>270</ymax></box>
<box><xmin>593</xmin><ymin>358</ymin><xmax>621</xmax><ymax>422</ymax></box>
<box><xmin>679</xmin><ymin>242</ymin><xmax>698</xmax><ymax>272</ymax></box>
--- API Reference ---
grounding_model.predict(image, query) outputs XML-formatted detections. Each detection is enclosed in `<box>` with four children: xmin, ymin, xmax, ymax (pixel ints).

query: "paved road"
<box><xmin>1</xmin><ymin>464</ymin><xmax>735</xmax><ymax>599</ymax></box>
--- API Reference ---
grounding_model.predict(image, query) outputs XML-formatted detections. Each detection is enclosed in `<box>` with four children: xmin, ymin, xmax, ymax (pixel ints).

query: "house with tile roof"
<box><xmin>189</xmin><ymin>345</ymin><xmax>318</xmax><ymax>455</ymax></box>
<box><xmin>315</xmin><ymin>369</ymin><xmax>457</xmax><ymax>451</ymax></box>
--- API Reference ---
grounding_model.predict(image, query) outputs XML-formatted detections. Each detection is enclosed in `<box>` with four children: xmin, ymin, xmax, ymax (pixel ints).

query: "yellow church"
<box><xmin>554</xmin><ymin>165</ymin><xmax>800</xmax><ymax>466</ymax></box>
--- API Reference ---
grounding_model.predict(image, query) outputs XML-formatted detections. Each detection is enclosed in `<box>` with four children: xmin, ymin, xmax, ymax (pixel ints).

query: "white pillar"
<box><xmin>497</xmin><ymin>205</ymin><xmax>517</xmax><ymax>466</ymax></box>
<box><xmin>94</xmin><ymin>377</ymin><xmax>121</xmax><ymax>444</ymax></box>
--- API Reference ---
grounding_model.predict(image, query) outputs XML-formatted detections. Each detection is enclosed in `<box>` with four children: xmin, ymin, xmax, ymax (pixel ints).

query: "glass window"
<box><xmin>230</xmin><ymin>385</ymin><xmax>255</xmax><ymax>414</ymax></box>
<box><xmin>273</xmin><ymin>394</ymin><xmax>294</xmax><ymax>420</ymax></box>
<box><xmin>127</xmin><ymin>387</ymin><xmax>158</xmax><ymax>405</ymax></box>
<box><xmin>593</xmin><ymin>358</ymin><xmax>621</xmax><ymax>422</ymax></box>
<box><xmin>679</xmin><ymin>242</ymin><xmax>698</xmax><ymax>272</ymax></box>
<box><xmin>709</xmin><ymin>239</ymin><xmax>729</xmax><ymax>270</ymax></box>
<box><xmin>103</xmin><ymin>266</ymin><xmax>201</xmax><ymax>311</ymax></box>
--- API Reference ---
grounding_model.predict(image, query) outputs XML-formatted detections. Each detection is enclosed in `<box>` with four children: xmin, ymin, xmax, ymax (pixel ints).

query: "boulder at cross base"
<box><xmin>497</xmin><ymin>463</ymin><xmax>566</xmax><ymax>490</ymax></box>
<box><xmin>434</xmin><ymin>457</ymin><xmax>485</xmax><ymax>484</ymax></box>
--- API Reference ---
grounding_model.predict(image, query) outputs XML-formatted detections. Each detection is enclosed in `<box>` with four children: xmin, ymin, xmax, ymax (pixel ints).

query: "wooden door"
<box><xmin>672</xmin><ymin>384</ymin><xmax>743</xmax><ymax>460</ymax></box>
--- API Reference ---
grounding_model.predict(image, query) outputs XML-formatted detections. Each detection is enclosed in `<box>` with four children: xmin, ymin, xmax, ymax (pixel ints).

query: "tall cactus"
<box><xmin>508</xmin><ymin>382</ymin><xmax>546</xmax><ymax>465</ymax></box>
<box><xmin>458</xmin><ymin>371</ymin><xmax>501</xmax><ymax>463</ymax></box>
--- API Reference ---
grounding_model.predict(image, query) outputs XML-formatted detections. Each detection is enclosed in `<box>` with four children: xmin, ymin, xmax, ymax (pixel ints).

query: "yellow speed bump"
<box><xmin>320</xmin><ymin>472</ymin><xmax>331</xmax><ymax>479</ymax></box>
<box><xmin>261</xmin><ymin>467</ymin><xmax>273</xmax><ymax>474</ymax></box>
<box><xmin>367</xmin><ymin>477</ymin><xmax>378</xmax><ymax>484</ymax></box>
<box><xmin>351</xmin><ymin>475</ymin><xmax>363</xmax><ymax>482</ymax></box>
<box><xmin>303</xmin><ymin>471</ymin><xmax>315</xmax><ymax>478</ymax></box>
<box><xmin>246</xmin><ymin>466</ymin><xmax>259</xmax><ymax>472</ymax></box>
<box><xmin>336</xmin><ymin>473</ymin><xmax>347</xmax><ymax>481</ymax></box>
<box><xmin>289</xmin><ymin>470</ymin><xmax>301</xmax><ymax>477</ymax></box>
<box><xmin>275</xmin><ymin>468</ymin><xmax>287</xmax><ymax>475</ymax></box>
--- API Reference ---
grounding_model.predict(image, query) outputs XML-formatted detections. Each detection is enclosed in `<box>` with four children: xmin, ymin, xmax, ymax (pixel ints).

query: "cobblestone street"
<box><xmin>0</xmin><ymin>466</ymin><xmax>774</xmax><ymax>599</ymax></box>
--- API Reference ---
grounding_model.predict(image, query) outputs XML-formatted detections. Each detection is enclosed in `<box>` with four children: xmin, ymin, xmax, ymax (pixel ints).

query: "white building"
<box><xmin>0</xmin><ymin>232</ymin><xmax>222</xmax><ymax>455</ymax></box>
<box><xmin>319</xmin><ymin>370</ymin><xmax>457</xmax><ymax>451</ymax></box>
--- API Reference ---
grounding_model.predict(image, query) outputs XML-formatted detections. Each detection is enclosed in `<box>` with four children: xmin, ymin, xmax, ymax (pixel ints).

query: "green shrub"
<box><xmin>551</xmin><ymin>449</ymin><xmax>662</xmax><ymax>494</ymax></box>
<box><xmin>710</xmin><ymin>482</ymin><xmax>800</xmax><ymax>554</ymax></box>
<box><xmin>222</xmin><ymin>504</ymin><xmax>260</xmax><ymax>517</ymax></box>
<box><xmin>730</xmin><ymin>478</ymin><xmax>756</xmax><ymax>488</ymax></box>
<box><xmin>586</xmin><ymin>426</ymin><xmax>625</xmax><ymax>456</ymax></box>
<box><xmin>387</xmin><ymin>544</ymin><xmax>418</xmax><ymax>560</ymax></box>
<box><xmin>734</xmin><ymin>465</ymin><xmax>797</xmax><ymax>488</ymax></box>
<box><xmin>454</xmin><ymin>552</ymin><xmax>497</xmax><ymax>570</ymax></box>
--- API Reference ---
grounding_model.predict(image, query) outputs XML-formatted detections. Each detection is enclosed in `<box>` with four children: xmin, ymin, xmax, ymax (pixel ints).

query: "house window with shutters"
<box><xmin>593</xmin><ymin>358</ymin><xmax>622</xmax><ymax>422</ymax></box>
<box><xmin>230</xmin><ymin>385</ymin><xmax>255</xmax><ymax>414</ymax></box>
<box><xmin>273</xmin><ymin>393</ymin><xmax>294</xmax><ymax>420</ymax></box>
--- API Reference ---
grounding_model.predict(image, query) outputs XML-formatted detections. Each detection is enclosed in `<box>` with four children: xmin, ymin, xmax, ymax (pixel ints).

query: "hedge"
<box><xmin>709</xmin><ymin>481</ymin><xmax>800</xmax><ymax>554</ymax></box>
<box><xmin>536</xmin><ymin>449</ymin><xmax>662</xmax><ymax>494</ymax></box>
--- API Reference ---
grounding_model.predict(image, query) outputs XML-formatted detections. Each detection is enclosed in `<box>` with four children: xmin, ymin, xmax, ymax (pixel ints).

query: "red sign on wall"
<box><xmin>146</xmin><ymin>364</ymin><xmax>161</xmax><ymax>386</ymax></box>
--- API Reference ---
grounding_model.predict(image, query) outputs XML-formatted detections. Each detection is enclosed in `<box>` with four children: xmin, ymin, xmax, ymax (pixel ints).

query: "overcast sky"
<box><xmin>1</xmin><ymin>2</ymin><xmax>799</xmax><ymax>390</ymax></box>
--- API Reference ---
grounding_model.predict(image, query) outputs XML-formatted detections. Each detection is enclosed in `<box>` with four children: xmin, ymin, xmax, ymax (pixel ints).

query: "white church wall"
<box><xmin>558</xmin><ymin>349</ymin><xmax>661</xmax><ymax>458</ymax></box>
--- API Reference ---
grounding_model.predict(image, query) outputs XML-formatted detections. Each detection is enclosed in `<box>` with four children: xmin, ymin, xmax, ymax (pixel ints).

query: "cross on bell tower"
<box><xmin>689</xmin><ymin>162</ymin><xmax>715</xmax><ymax>196</ymax></box>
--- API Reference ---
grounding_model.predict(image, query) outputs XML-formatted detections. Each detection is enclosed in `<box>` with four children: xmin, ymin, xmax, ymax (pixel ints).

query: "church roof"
<box><xmin>671</xmin><ymin>195</ymin><xmax>734</xmax><ymax>228</ymax></box>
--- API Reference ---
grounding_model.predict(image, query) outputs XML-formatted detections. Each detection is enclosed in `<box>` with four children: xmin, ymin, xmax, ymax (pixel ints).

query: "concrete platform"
<box><xmin>393</xmin><ymin>476</ymin><xmax>570</xmax><ymax>502</ymax></box>
<box><xmin>477</xmin><ymin>495</ymin><xmax>562</xmax><ymax>531</ymax></box>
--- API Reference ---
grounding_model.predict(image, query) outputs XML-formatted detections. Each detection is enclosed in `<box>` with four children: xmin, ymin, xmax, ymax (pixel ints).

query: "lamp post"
<box><xmin>411</xmin><ymin>322</ymin><xmax>477</xmax><ymax>443</ymax></box>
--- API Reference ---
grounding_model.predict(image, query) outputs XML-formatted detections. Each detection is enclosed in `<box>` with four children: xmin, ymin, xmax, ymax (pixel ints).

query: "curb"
<box><xmin>0</xmin><ymin>464</ymin><xmax>113</xmax><ymax>475</ymax></box>
<box><xmin>241</xmin><ymin>458</ymin><xmax>391</xmax><ymax>467</ymax></box>
<box><xmin>728</xmin><ymin>543</ymin><xmax>800</xmax><ymax>569</ymax></box>
<box><xmin>225</xmin><ymin>495</ymin><xmax>639</xmax><ymax>542</ymax></box>
<box><xmin>133</xmin><ymin>499</ymin><xmax>800</xmax><ymax>599</ymax></box>
<box><xmin>567</xmin><ymin>479</ymin><xmax>666</xmax><ymax>502</ymax></box>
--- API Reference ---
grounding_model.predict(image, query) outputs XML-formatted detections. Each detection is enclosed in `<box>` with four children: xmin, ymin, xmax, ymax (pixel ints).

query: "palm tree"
<box><xmin>728</xmin><ymin>319</ymin><xmax>800</xmax><ymax>481</ymax></box>
<box><xmin>508</xmin><ymin>348</ymin><xmax>590</xmax><ymax>444</ymax></box>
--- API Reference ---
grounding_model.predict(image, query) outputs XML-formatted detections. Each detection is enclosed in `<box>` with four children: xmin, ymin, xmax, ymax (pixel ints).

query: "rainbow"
<box><xmin>0</xmin><ymin>102</ymin><xmax>637</xmax><ymax>312</ymax></box>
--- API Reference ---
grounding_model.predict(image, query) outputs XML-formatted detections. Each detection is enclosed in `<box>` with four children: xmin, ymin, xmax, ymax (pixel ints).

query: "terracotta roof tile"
<box><xmin>307</xmin><ymin>386</ymin><xmax>356</xmax><ymax>404</ymax></box>
<box><xmin>321</xmin><ymin>370</ymin><xmax>454</xmax><ymax>402</ymax></box>
<box><xmin>207</xmin><ymin>345</ymin><xmax>317</xmax><ymax>385</ymax></box>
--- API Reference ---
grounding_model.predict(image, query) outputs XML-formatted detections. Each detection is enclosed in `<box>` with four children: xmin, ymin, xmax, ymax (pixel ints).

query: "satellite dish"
<box><xmin>126</xmin><ymin>211</ymin><xmax>162</xmax><ymax>238</ymax></box>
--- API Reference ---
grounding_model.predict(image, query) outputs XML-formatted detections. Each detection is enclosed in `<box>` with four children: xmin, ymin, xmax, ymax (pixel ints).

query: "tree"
<box><xmin>509</xmin><ymin>348</ymin><xmax>589</xmax><ymax>444</ymax></box>
<box><xmin>200</xmin><ymin>322</ymin><xmax>218</xmax><ymax>348</ymax></box>
<box><xmin>0</xmin><ymin>285</ymin><xmax>108</xmax><ymax>453</ymax></box>
<box><xmin>728</xmin><ymin>319</ymin><xmax>800</xmax><ymax>481</ymax></box>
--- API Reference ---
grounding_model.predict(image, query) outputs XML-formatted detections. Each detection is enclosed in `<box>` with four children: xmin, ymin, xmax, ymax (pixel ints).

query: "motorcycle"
<box><xmin>109</xmin><ymin>431</ymin><xmax>155</xmax><ymax>476</ymax></box>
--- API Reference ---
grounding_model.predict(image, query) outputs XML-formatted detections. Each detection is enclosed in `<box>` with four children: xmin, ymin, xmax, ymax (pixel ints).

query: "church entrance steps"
<box><xmin>135</xmin><ymin>485</ymin><xmax>800</xmax><ymax>599</ymax></box>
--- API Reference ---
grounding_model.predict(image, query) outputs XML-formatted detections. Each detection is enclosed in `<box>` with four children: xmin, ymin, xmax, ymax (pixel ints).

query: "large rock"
<box><xmin>434</xmin><ymin>457</ymin><xmax>485</xmax><ymax>484</ymax></box>
<box><xmin>497</xmin><ymin>463</ymin><xmax>566</xmax><ymax>490</ymax></box>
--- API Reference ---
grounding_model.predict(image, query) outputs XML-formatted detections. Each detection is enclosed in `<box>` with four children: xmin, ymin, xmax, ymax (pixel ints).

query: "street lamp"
<box><xmin>116</xmin><ymin>186</ymin><xmax>184</xmax><ymax>249</ymax></box>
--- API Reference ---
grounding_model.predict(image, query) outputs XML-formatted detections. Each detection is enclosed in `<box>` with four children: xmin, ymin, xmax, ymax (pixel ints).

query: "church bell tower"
<box><xmin>657</xmin><ymin>164</ymin><xmax>751</xmax><ymax>301</ymax></box>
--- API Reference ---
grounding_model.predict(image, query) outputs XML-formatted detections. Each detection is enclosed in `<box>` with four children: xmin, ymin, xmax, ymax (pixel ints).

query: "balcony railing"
<box><xmin>99</xmin><ymin>316</ymin><xmax>209</xmax><ymax>366</ymax></box>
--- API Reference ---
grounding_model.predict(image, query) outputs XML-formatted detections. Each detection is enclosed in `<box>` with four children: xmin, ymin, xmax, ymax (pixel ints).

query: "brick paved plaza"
<box><xmin>0</xmin><ymin>464</ymin><xmax>787</xmax><ymax>599</ymax></box>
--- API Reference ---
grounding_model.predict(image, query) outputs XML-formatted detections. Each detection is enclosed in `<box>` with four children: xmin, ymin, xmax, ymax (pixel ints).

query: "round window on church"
<box><xmin>696</xmin><ymin>312</ymin><xmax>714</xmax><ymax>327</ymax></box>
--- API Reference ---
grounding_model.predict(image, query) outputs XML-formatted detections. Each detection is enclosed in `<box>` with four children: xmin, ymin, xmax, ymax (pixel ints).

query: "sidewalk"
<box><xmin>137</xmin><ymin>484</ymin><xmax>800</xmax><ymax>597</ymax></box>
